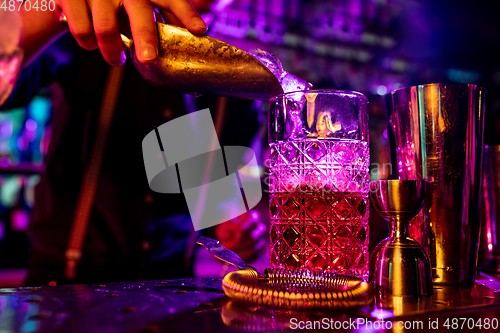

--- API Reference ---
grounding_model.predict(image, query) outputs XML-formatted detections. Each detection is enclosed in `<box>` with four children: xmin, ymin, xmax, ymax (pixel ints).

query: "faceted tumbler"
<box><xmin>268</xmin><ymin>89</ymin><xmax>370</xmax><ymax>279</ymax></box>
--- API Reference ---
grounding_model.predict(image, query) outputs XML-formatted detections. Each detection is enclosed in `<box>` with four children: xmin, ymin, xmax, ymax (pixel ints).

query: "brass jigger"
<box><xmin>60</xmin><ymin>15</ymin><xmax>282</xmax><ymax>100</ymax></box>
<box><xmin>369</xmin><ymin>180</ymin><xmax>433</xmax><ymax>297</ymax></box>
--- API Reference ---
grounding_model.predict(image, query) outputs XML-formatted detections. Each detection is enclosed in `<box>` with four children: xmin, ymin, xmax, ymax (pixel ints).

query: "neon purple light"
<box><xmin>0</xmin><ymin>156</ymin><xmax>11</xmax><ymax>167</ymax></box>
<box><xmin>0</xmin><ymin>120</ymin><xmax>12</xmax><ymax>137</ymax></box>
<box><xmin>25</xmin><ymin>119</ymin><xmax>37</xmax><ymax>131</ymax></box>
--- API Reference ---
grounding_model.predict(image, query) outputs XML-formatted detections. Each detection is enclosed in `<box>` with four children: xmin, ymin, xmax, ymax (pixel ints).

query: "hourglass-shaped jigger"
<box><xmin>369</xmin><ymin>180</ymin><xmax>433</xmax><ymax>297</ymax></box>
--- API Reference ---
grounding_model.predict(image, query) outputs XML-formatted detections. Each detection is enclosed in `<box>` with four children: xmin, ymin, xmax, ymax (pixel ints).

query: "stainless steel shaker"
<box><xmin>386</xmin><ymin>83</ymin><xmax>486</xmax><ymax>285</ymax></box>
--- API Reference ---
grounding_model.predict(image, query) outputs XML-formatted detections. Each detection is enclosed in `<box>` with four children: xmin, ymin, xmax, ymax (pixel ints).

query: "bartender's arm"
<box><xmin>20</xmin><ymin>0</ymin><xmax>207</xmax><ymax>67</ymax></box>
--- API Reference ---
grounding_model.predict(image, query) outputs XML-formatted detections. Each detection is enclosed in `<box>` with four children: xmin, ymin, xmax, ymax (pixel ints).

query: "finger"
<box><xmin>250</xmin><ymin>222</ymin><xmax>267</xmax><ymax>241</ymax></box>
<box><xmin>60</xmin><ymin>2</ymin><xmax>97</xmax><ymax>50</ymax></box>
<box><xmin>154</xmin><ymin>0</ymin><xmax>207</xmax><ymax>34</ymax></box>
<box><xmin>158</xmin><ymin>9</ymin><xmax>183</xmax><ymax>27</ymax></box>
<box><xmin>124</xmin><ymin>0</ymin><xmax>158</xmax><ymax>63</ymax></box>
<box><xmin>249</xmin><ymin>210</ymin><xmax>261</xmax><ymax>222</ymax></box>
<box><xmin>241</xmin><ymin>218</ymin><xmax>258</xmax><ymax>232</ymax></box>
<box><xmin>92</xmin><ymin>1</ymin><xmax>126</xmax><ymax>66</ymax></box>
<box><xmin>254</xmin><ymin>238</ymin><xmax>267</xmax><ymax>253</ymax></box>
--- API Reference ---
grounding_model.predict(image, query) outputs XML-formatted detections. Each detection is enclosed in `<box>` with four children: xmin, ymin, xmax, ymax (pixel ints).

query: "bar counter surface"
<box><xmin>1</xmin><ymin>273</ymin><xmax>500</xmax><ymax>332</ymax></box>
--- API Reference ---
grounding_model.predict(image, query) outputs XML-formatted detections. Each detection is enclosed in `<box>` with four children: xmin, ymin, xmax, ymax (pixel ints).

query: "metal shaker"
<box><xmin>58</xmin><ymin>15</ymin><xmax>283</xmax><ymax>100</ymax></box>
<box><xmin>386</xmin><ymin>83</ymin><xmax>486</xmax><ymax>285</ymax></box>
<box><xmin>479</xmin><ymin>145</ymin><xmax>500</xmax><ymax>272</ymax></box>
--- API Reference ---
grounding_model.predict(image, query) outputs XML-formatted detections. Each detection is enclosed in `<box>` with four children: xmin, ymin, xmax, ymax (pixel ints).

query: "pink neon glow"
<box><xmin>0</xmin><ymin>57</ymin><xmax>20</xmax><ymax>83</ymax></box>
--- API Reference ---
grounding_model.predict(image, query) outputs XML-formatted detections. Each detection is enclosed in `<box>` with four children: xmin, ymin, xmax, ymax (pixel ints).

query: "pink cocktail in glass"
<box><xmin>268</xmin><ymin>90</ymin><xmax>370</xmax><ymax>279</ymax></box>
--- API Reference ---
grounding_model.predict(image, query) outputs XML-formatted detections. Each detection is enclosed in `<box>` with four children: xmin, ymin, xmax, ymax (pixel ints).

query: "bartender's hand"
<box><xmin>57</xmin><ymin>0</ymin><xmax>207</xmax><ymax>66</ymax></box>
<box><xmin>215</xmin><ymin>211</ymin><xmax>267</xmax><ymax>263</ymax></box>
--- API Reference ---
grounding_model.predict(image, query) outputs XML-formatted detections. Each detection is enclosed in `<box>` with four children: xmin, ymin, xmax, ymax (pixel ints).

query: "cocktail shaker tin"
<box><xmin>386</xmin><ymin>83</ymin><xmax>486</xmax><ymax>284</ymax></box>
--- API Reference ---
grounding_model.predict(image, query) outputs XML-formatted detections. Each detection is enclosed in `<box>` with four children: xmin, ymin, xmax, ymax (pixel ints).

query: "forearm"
<box><xmin>20</xmin><ymin>7</ymin><xmax>68</xmax><ymax>67</ymax></box>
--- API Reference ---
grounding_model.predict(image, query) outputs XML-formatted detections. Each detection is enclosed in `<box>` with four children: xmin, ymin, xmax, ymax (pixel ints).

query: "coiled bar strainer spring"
<box><xmin>197</xmin><ymin>236</ymin><xmax>373</xmax><ymax>310</ymax></box>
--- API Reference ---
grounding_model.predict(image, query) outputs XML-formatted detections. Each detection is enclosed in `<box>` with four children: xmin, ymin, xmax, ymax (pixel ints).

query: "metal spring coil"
<box><xmin>222</xmin><ymin>268</ymin><xmax>373</xmax><ymax>310</ymax></box>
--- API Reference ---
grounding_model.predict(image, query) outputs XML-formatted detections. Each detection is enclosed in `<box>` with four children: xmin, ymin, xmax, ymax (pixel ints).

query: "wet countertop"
<box><xmin>1</xmin><ymin>274</ymin><xmax>500</xmax><ymax>332</ymax></box>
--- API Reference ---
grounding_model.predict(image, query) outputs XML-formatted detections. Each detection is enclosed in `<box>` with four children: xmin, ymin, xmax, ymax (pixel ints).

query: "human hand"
<box><xmin>57</xmin><ymin>0</ymin><xmax>208</xmax><ymax>66</ymax></box>
<box><xmin>215</xmin><ymin>210</ymin><xmax>267</xmax><ymax>263</ymax></box>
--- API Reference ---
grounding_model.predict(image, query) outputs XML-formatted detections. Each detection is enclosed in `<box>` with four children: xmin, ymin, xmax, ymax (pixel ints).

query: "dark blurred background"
<box><xmin>1</xmin><ymin>0</ymin><xmax>500</xmax><ymax>284</ymax></box>
<box><xmin>205</xmin><ymin>0</ymin><xmax>500</xmax><ymax>259</ymax></box>
<box><xmin>207</xmin><ymin>0</ymin><xmax>500</xmax><ymax>175</ymax></box>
